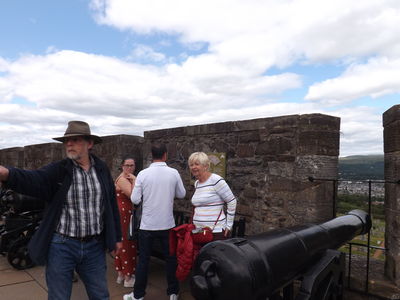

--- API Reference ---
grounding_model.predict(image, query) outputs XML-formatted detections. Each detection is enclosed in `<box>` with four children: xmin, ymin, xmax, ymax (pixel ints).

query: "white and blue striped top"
<box><xmin>191</xmin><ymin>173</ymin><xmax>237</xmax><ymax>232</ymax></box>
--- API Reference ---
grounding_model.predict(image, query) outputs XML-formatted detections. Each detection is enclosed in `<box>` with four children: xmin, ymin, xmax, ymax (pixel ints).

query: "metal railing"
<box><xmin>308</xmin><ymin>177</ymin><xmax>400</xmax><ymax>299</ymax></box>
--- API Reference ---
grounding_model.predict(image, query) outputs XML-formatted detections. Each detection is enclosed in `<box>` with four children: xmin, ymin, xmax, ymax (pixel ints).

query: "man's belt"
<box><xmin>56</xmin><ymin>232</ymin><xmax>101</xmax><ymax>242</ymax></box>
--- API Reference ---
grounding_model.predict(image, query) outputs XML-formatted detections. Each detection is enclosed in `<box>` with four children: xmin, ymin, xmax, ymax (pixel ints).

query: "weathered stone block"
<box><xmin>265</xmin><ymin>161</ymin><xmax>295</xmax><ymax>178</ymax></box>
<box><xmin>384</xmin><ymin>121</ymin><xmax>400</xmax><ymax>153</ymax></box>
<box><xmin>24</xmin><ymin>143</ymin><xmax>64</xmax><ymax>170</ymax></box>
<box><xmin>297</xmin><ymin>131</ymin><xmax>340</xmax><ymax>156</ymax></box>
<box><xmin>243</xmin><ymin>187</ymin><xmax>258</xmax><ymax>199</ymax></box>
<box><xmin>236</xmin><ymin>144</ymin><xmax>255</xmax><ymax>158</ymax></box>
<box><xmin>384</xmin><ymin>152</ymin><xmax>400</xmax><ymax>181</ymax></box>
<box><xmin>294</xmin><ymin>155</ymin><xmax>338</xmax><ymax>180</ymax></box>
<box><xmin>255</xmin><ymin>137</ymin><xmax>294</xmax><ymax>155</ymax></box>
<box><xmin>0</xmin><ymin>147</ymin><xmax>24</xmax><ymax>168</ymax></box>
<box><xmin>383</xmin><ymin>104</ymin><xmax>400</xmax><ymax>127</ymax></box>
<box><xmin>298</xmin><ymin>114</ymin><xmax>340</xmax><ymax>131</ymax></box>
<box><xmin>238</xmin><ymin>131</ymin><xmax>260</xmax><ymax>143</ymax></box>
<box><xmin>94</xmin><ymin>134</ymin><xmax>144</xmax><ymax>178</ymax></box>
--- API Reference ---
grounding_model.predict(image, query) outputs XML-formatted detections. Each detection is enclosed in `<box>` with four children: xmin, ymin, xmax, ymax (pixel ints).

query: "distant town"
<box><xmin>338</xmin><ymin>155</ymin><xmax>384</xmax><ymax>198</ymax></box>
<box><xmin>338</xmin><ymin>181</ymin><xmax>385</xmax><ymax>198</ymax></box>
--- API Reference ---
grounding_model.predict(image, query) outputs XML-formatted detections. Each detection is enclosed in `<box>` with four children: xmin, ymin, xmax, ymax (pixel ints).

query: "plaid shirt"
<box><xmin>56</xmin><ymin>158</ymin><xmax>104</xmax><ymax>237</ymax></box>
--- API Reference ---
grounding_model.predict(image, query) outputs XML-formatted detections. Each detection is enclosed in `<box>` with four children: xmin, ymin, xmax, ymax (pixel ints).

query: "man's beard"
<box><xmin>67</xmin><ymin>152</ymin><xmax>81</xmax><ymax>161</ymax></box>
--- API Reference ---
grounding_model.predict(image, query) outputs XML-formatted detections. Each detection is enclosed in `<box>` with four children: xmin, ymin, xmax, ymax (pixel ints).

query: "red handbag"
<box><xmin>191</xmin><ymin>209</ymin><xmax>222</xmax><ymax>245</ymax></box>
<box><xmin>191</xmin><ymin>226</ymin><xmax>214</xmax><ymax>244</ymax></box>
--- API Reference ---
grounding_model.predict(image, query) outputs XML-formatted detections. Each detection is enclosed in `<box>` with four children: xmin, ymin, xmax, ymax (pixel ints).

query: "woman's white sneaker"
<box><xmin>122</xmin><ymin>292</ymin><xmax>143</xmax><ymax>300</ymax></box>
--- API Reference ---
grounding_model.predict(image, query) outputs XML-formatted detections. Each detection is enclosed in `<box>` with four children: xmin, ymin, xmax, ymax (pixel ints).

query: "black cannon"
<box><xmin>191</xmin><ymin>209</ymin><xmax>371</xmax><ymax>300</ymax></box>
<box><xmin>0</xmin><ymin>188</ymin><xmax>44</xmax><ymax>269</ymax></box>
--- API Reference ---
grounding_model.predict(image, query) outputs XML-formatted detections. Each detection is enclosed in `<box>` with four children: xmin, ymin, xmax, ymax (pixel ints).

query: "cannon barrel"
<box><xmin>191</xmin><ymin>209</ymin><xmax>371</xmax><ymax>300</ymax></box>
<box><xmin>0</xmin><ymin>189</ymin><xmax>44</xmax><ymax>214</ymax></box>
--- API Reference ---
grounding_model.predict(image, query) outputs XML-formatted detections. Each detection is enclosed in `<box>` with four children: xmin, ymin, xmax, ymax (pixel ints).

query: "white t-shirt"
<box><xmin>131</xmin><ymin>162</ymin><xmax>186</xmax><ymax>230</ymax></box>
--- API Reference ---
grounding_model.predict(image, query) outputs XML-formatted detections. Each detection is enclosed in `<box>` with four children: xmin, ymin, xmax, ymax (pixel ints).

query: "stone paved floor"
<box><xmin>0</xmin><ymin>254</ymin><xmax>194</xmax><ymax>300</ymax></box>
<box><xmin>2</xmin><ymin>250</ymin><xmax>399</xmax><ymax>300</ymax></box>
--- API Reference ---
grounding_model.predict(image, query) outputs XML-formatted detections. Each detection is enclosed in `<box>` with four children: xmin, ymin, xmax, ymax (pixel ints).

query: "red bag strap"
<box><xmin>192</xmin><ymin>206</ymin><xmax>223</xmax><ymax>228</ymax></box>
<box><xmin>210</xmin><ymin>208</ymin><xmax>223</xmax><ymax>231</ymax></box>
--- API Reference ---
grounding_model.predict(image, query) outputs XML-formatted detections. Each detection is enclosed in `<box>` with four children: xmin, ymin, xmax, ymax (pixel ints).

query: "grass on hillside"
<box><xmin>337</xmin><ymin>195</ymin><xmax>385</xmax><ymax>260</ymax></box>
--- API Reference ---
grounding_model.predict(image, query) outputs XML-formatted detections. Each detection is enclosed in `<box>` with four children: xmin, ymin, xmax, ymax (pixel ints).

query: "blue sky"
<box><xmin>1</xmin><ymin>0</ymin><xmax>400</xmax><ymax>156</ymax></box>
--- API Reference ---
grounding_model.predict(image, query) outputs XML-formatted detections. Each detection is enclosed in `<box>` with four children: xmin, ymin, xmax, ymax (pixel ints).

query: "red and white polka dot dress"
<box><xmin>114</xmin><ymin>189</ymin><xmax>137</xmax><ymax>277</ymax></box>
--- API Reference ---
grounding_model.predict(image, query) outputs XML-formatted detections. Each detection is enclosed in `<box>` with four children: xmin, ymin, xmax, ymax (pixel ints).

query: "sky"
<box><xmin>1</xmin><ymin>0</ymin><xmax>400</xmax><ymax>157</ymax></box>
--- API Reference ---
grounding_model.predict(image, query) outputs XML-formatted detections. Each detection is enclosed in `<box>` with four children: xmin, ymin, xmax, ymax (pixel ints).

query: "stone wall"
<box><xmin>144</xmin><ymin>113</ymin><xmax>340</xmax><ymax>235</ymax></box>
<box><xmin>91</xmin><ymin>134</ymin><xmax>144</xmax><ymax>179</ymax></box>
<box><xmin>0</xmin><ymin>147</ymin><xmax>25</xmax><ymax>168</ymax></box>
<box><xmin>0</xmin><ymin>115</ymin><xmax>340</xmax><ymax>236</ymax></box>
<box><xmin>383</xmin><ymin>105</ymin><xmax>400</xmax><ymax>286</ymax></box>
<box><xmin>0</xmin><ymin>135</ymin><xmax>144</xmax><ymax>180</ymax></box>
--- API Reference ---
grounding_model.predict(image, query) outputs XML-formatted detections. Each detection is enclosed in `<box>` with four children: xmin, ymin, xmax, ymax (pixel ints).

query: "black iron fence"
<box><xmin>308</xmin><ymin>177</ymin><xmax>400</xmax><ymax>299</ymax></box>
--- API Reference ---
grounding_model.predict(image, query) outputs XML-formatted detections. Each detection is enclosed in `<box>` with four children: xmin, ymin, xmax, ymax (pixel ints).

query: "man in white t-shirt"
<box><xmin>123</xmin><ymin>143</ymin><xmax>186</xmax><ymax>300</ymax></box>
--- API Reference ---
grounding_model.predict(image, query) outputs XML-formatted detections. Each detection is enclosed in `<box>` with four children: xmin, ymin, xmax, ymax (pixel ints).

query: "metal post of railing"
<box><xmin>332</xmin><ymin>179</ymin><xmax>338</xmax><ymax>218</ymax></box>
<box><xmin>348</xmin><ymin>243</ymin><xmax>352</xmax><ymax>289</ymax></box>
<box><xmin>365</xmin><ymin>180</ymin><xmax>372</xmax><ymax>293</ymax></box>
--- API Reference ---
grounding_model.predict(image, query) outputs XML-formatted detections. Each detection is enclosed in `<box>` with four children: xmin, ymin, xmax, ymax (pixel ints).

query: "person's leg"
<box><xmin>76</xmin><ymin>238</ymin><xmax>109</xmax><ymax>300</ymax></box>
<box><xmin>133</xmin><ymin>230</ymin><xmax>153</xmax><ymax>299</ymax></box>
<box><xmin>46</xmin><ymin>233</ymin><xmax>77</xmax><ymax>300</ymax></box>
<box><xmin>159</xmin><ymin>230</ymin><xmax>179</xmax><ymax>296</ymax></box>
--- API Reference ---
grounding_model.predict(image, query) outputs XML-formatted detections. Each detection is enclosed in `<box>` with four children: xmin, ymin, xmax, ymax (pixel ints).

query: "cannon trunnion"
<box><xmin>191</xmin><ymin>210</ymin><xmax>371</xmax><ymax>300</ymax></box>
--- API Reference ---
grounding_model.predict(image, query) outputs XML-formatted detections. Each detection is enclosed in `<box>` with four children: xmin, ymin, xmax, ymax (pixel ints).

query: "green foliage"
<box><xmin>337</xmin><ymin>194</ymin><xmax>384</xmax><ymax>220</ymax></box>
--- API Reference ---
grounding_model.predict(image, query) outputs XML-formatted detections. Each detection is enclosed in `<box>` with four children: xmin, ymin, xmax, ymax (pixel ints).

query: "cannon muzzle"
<box><xmin>191</xmin><ymin>209</ymin><xmax>371</xmax><ymax>300</ymax></box>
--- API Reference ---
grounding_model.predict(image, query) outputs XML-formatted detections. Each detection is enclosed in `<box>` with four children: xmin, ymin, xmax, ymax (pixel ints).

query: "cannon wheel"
<box><xmin>7</xmin><ymin>236</ymin><xmax>35</xmax><ymax>270</ymax></box>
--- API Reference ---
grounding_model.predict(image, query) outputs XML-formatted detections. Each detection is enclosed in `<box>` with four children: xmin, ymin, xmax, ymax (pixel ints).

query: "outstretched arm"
<box><xmin>0</xmin><ymin>166</ymin><xmax>10</xmax><ymax>182</ymax></box>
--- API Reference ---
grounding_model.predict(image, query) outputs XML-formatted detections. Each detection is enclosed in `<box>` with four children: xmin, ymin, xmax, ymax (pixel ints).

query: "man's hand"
<box><xmin>0</xmin><ymin>166</ymin><xmax>9</xmax><ymax>182</ymax></box>
<box><xmin>224</xmin><ymin>228</ymin><xmax>231</xmax><ymax>238</ymax></box>
<box><xmin>110</xmin><ymin>242</ymin><xmax>123</xmax><ymax>258</ymax></box>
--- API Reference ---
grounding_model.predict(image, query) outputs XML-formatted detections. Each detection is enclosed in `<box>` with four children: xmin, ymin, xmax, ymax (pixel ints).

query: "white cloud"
<box><xmin>1</xmin><ymin>0</ymin><xmax>400</xmax><ymax>156</ymax></box>
<box><xmin>128</xmin><ymin>44</ymin><xmax>166</xmax><ymax>63</ymax></box>
<box><xmin>305</xmin><ymin>57</ymin><xmax>400</xmax><ymax>104</ymax></box>
<box><xmin>0</xmin><ymin>49</ymin><xmax>302</xmax><ymax>149</ymax></box>
<box><xmin>91</xmin><ymin>0</ymin><xmax>400</xmax><ymax>65</ymax></box>
<box><xmin>333</xmin><ymin>107</ymin><xmax>384</xmax><ymax>156</ymax></box>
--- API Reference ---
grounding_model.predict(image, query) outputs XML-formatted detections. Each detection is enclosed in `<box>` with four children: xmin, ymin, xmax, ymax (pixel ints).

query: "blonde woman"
<box><xmin>188</xmin><ymin>152</ymin><xmax>237</xmax><ymax>240</ymax></box>
<box><xmin>115</xmin><ymin>158</ymin><xmax>137</xmax><ymax>287</ymax></box>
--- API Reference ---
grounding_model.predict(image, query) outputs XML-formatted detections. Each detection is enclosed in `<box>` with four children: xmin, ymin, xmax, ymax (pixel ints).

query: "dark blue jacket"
<box><xmin>5</xmin><ymin>155</ymin><xmax>122</xmax><ymax>265</ymax></box>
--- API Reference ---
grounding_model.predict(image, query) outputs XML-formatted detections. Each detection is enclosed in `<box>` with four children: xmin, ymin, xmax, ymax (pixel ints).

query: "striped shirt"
<box><xmin>191</xmin><ymin>173</ymin><xmax>237</xmax><ymax>232</ymax></box>
<box><xmin>56</xmin><ymin>158</ymin><xmax>104</xmax><ymax>237</ymax></box>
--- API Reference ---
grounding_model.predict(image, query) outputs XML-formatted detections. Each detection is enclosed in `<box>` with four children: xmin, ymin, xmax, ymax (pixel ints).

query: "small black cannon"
<box><xmin>191</xmin><ymin>209</ymin><xmax>371</xmax><ymax>300</ymax></box>
<box><xmin>0</xmin><ymin>188</ymin><xmax>44</xmax><ymax>269</ymax></box>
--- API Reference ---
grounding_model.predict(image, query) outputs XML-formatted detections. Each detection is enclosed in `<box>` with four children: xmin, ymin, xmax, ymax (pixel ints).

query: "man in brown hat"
<box><xmin>0</xmin><ymin>121</ymin><xmax>122</xmax><ymax>300</ymax></box>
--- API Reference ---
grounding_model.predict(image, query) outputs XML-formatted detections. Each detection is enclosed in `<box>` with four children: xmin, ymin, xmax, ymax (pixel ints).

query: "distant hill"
<box><xmin>338</xmin><ymin>155</ymin><xmax>384</xmax><ymax>180</ymax></box>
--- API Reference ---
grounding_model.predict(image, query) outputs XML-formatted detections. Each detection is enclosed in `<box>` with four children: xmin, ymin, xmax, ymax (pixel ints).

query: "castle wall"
<box><xmin>0</xmin><ymin>114</ymin><xmax>340</xmax><ymax>236</ymax></box>
<box><xmin>0</xmin><ymin>135</ymin><xmax>144</xmax><ymax>180</ymax></box>
<box><xmin>144</xmin><ymin>113</ymin><xmax>340</xmax><ymax>234</ymax></box>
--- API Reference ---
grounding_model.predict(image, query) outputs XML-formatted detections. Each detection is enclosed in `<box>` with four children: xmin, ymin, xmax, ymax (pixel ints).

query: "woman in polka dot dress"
<box><xmin>114</xmin><ymin>158</ymin><xmax>137</xmax><ymax>288</ymax></box>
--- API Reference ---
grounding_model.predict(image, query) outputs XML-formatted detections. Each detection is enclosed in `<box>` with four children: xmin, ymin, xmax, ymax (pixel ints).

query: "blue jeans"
<box><xmin>134</xmin><ymin>230</ymin><xmax>179</xmax><ymax>298</ymax></box>
<box><xmin>46</xmin><ymin>233</ymin><xmax>109</xmax><ymax>300</ymax></box>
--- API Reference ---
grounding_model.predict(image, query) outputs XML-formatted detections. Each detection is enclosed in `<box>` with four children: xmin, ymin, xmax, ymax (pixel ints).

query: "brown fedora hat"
<box><xmin>53</xmin><ymin>121</ymin><xmax>102</xmax><ymax>144</ymax></box>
